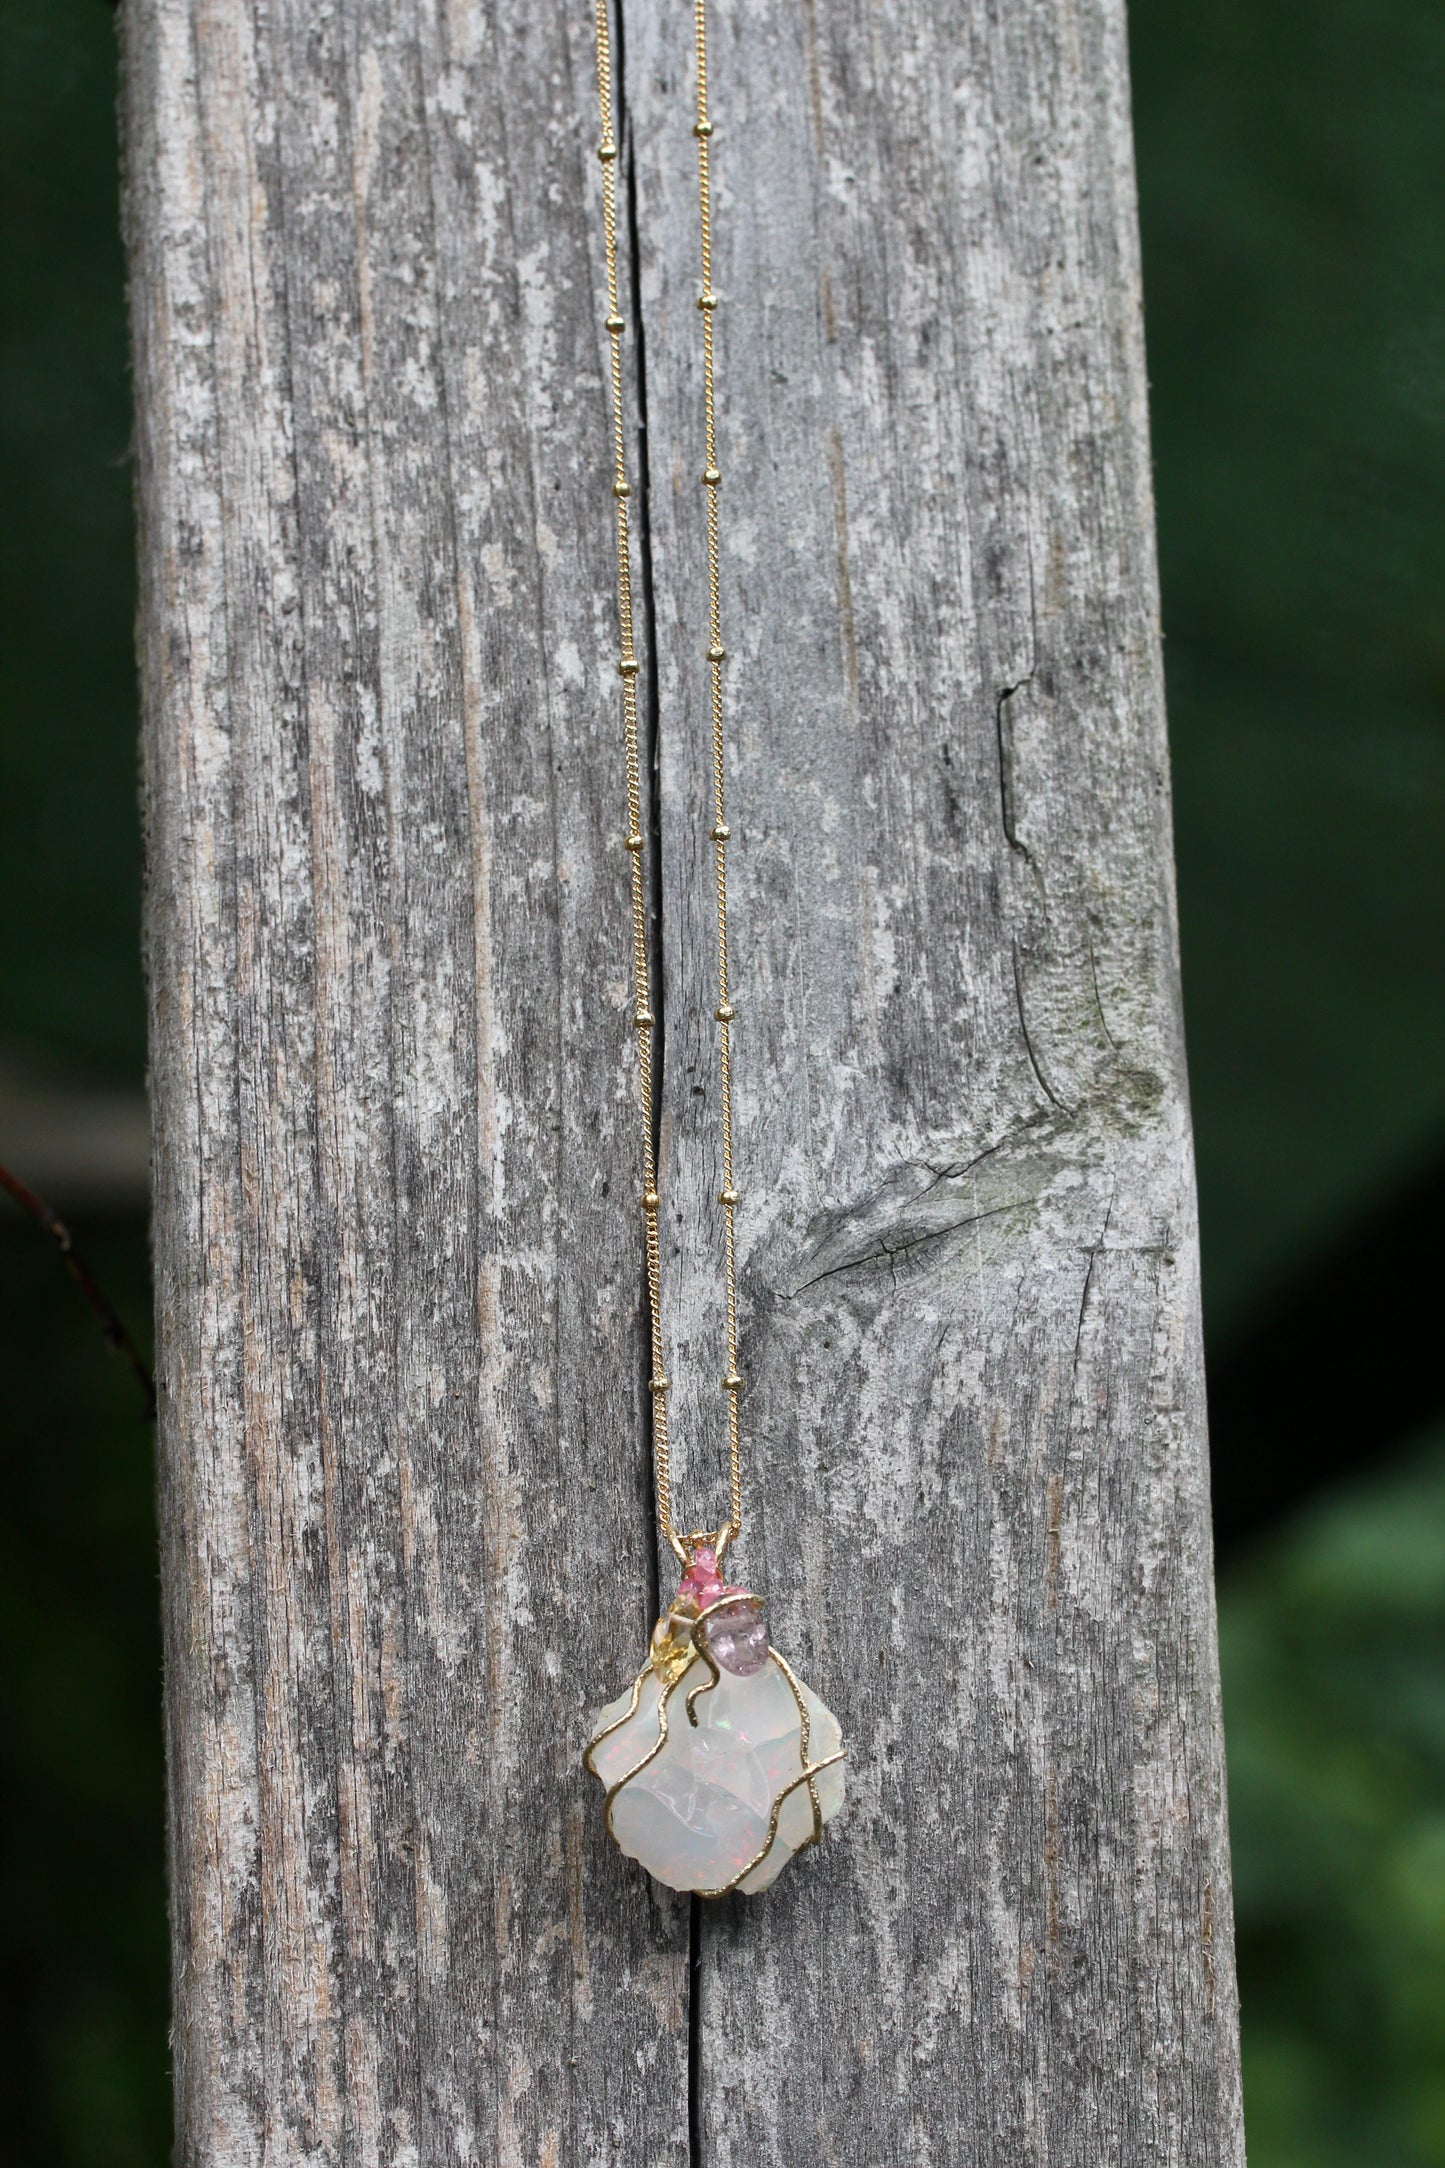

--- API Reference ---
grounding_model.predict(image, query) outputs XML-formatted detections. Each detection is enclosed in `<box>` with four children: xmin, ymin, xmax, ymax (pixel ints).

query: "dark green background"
<box><xmin>1</xmin><ymin>1</ymin><xmax>1441</xmax><ymax>2160</ymax></box>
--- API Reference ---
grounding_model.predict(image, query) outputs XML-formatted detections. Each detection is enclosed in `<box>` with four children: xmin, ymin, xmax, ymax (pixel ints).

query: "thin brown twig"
<box><xmin>0</xmin><ymin>1160</ymin><xmax>156</xmax><ymax>1422</ymax></box>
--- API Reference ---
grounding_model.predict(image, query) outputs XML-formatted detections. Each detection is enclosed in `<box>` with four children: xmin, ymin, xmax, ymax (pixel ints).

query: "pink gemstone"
<box><xmin>698</xmin><ymin>1597</ymin><xmax>770</xmax><ymax>1677</ymax></box>
<box><xmin>678</xmin><ymin>1546</ymin><xmax>725</xmax><ymax>1607</ymax></box>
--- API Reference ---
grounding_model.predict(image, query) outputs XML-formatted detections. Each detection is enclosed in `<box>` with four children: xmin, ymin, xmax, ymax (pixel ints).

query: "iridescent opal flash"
<box><xmin>584</xmin><ymin>1551</ymin><xmax>845</xmax><ymax>1896</ymax></box>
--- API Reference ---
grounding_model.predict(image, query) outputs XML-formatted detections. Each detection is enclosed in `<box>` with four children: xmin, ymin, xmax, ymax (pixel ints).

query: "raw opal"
<box><xmin>587</xmin><ymin>1651</ymin><xmax>845</xmax><ymax>1895</ymax></box>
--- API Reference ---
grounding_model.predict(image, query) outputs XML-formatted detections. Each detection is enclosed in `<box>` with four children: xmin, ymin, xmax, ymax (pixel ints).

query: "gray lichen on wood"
<box><xmin>124</xmin><ymin>0</ymin><xmax>1243</xmax><ymax>2160</ymax></box>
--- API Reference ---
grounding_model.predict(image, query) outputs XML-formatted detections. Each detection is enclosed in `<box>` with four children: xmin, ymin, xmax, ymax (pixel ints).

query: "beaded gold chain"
<box><xmin>590</xmin><ymin>0</ymin><xmax>743</xmax><ymax>1568</ymax></box>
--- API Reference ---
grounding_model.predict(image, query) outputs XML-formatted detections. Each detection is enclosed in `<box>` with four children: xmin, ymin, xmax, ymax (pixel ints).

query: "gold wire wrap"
<box><xmin>583</xmin><ymin>1593</ymin><xmax>846</xmax><ymax>1899</ymax></box>
<box><xmin>590</xmin><ymin>0</ymin><xmax>746</xmax><ymax>1559</ymax></box>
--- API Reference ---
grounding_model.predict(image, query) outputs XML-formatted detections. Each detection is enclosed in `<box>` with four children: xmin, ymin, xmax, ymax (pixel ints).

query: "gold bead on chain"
<box><xmin>582</xmin><ymin>0</ymin><xmax>848</xmax><ymax>1901</ymax></box>
<box><xmin>589</xmin><ymin>0</ymin><xmax>744</xmax><ymax>1567</ymax></box>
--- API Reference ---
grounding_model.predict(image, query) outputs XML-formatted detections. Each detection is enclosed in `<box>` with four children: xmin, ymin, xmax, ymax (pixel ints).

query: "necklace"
<box><xmin>581</xmin><ymin>0</ymin><xmax>846</xmax><ymax>1898</ymax></box>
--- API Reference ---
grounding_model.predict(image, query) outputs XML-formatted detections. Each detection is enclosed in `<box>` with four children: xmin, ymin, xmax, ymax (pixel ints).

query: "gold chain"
<box><xmin>590</xmin><ymin>0</ymin><xmax>743</xmax><ymax>1567</ymax></box>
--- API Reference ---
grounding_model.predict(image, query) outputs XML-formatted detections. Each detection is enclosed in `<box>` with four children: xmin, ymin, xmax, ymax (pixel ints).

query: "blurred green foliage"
<box><xmin>1133</xmin><ymin>7</ymin><xmax>1445</xmax><ymax>2156</ymax></box>
<box><xmin>1131</xmin><ymin>0</ymin><xmax>1445</xmax><ymax>1336</ymax></box>
<box><xmin>0</xmin><ymin>1220</ymin><xmax>165</xmax><ymax>2166</ymax></box>
<box><xmin>0</xmin><ymin>0</ymin><xmax>1441</xmax><ymax>2162</ymax></box>
<box><xmin>0</xmin><ymin>0</ymin><xmax>142</xmax><ymax>1081</ymax></box>
<box><xmin>1223</xmin><ymin>1432</ymin><xmax>1445</xmax><ymax>2167</ymax></box>
<box><xmin>1</xmin><ymin>2</ymin><xmax>163</xmax><ymax>2159</ymax></box>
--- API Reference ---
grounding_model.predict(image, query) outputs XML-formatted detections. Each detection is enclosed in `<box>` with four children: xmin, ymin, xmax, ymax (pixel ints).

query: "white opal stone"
<box><xmin>588</xmin><ymin>1653</ymin><xmax>844</xmax><ymax>1895</ymax></box>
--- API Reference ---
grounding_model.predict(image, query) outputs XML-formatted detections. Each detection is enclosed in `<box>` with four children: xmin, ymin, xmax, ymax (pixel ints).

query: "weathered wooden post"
<box><xmin>124</xmin><ymin>0</ymin><xmax>1243</xmax><ymax>2159</ymax></box>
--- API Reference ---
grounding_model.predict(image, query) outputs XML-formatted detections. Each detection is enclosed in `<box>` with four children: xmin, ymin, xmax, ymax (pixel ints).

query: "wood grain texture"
<box><xmin>124</xmin><ymin>0</ymin><xmax>1243</xmax><ymax>2162</ymax></box>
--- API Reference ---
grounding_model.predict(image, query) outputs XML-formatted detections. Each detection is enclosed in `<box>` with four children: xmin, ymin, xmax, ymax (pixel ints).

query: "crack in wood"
<box><xmin>124</xmin><ymin>0</ymin><xmax>1243</xmax><ymax>2154</ymax></box>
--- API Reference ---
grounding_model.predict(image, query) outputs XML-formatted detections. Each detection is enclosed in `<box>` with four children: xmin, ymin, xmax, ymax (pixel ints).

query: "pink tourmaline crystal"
<box><xmin>678</xmin><ymin>1545</ymin><xmax>725</xmax><ymax>1606</ymax></box>
<box><xmin>676</xmin><ymin>1547</ymin><xmax>769</xmax><ymax>1676</ymax></box>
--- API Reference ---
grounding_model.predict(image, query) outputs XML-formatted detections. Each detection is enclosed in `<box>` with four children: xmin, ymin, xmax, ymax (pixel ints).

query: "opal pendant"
<box><xmin>585</xmin><ymin>1545</ymin><xmax>846</xmax><ymax>1896</ymax></box>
